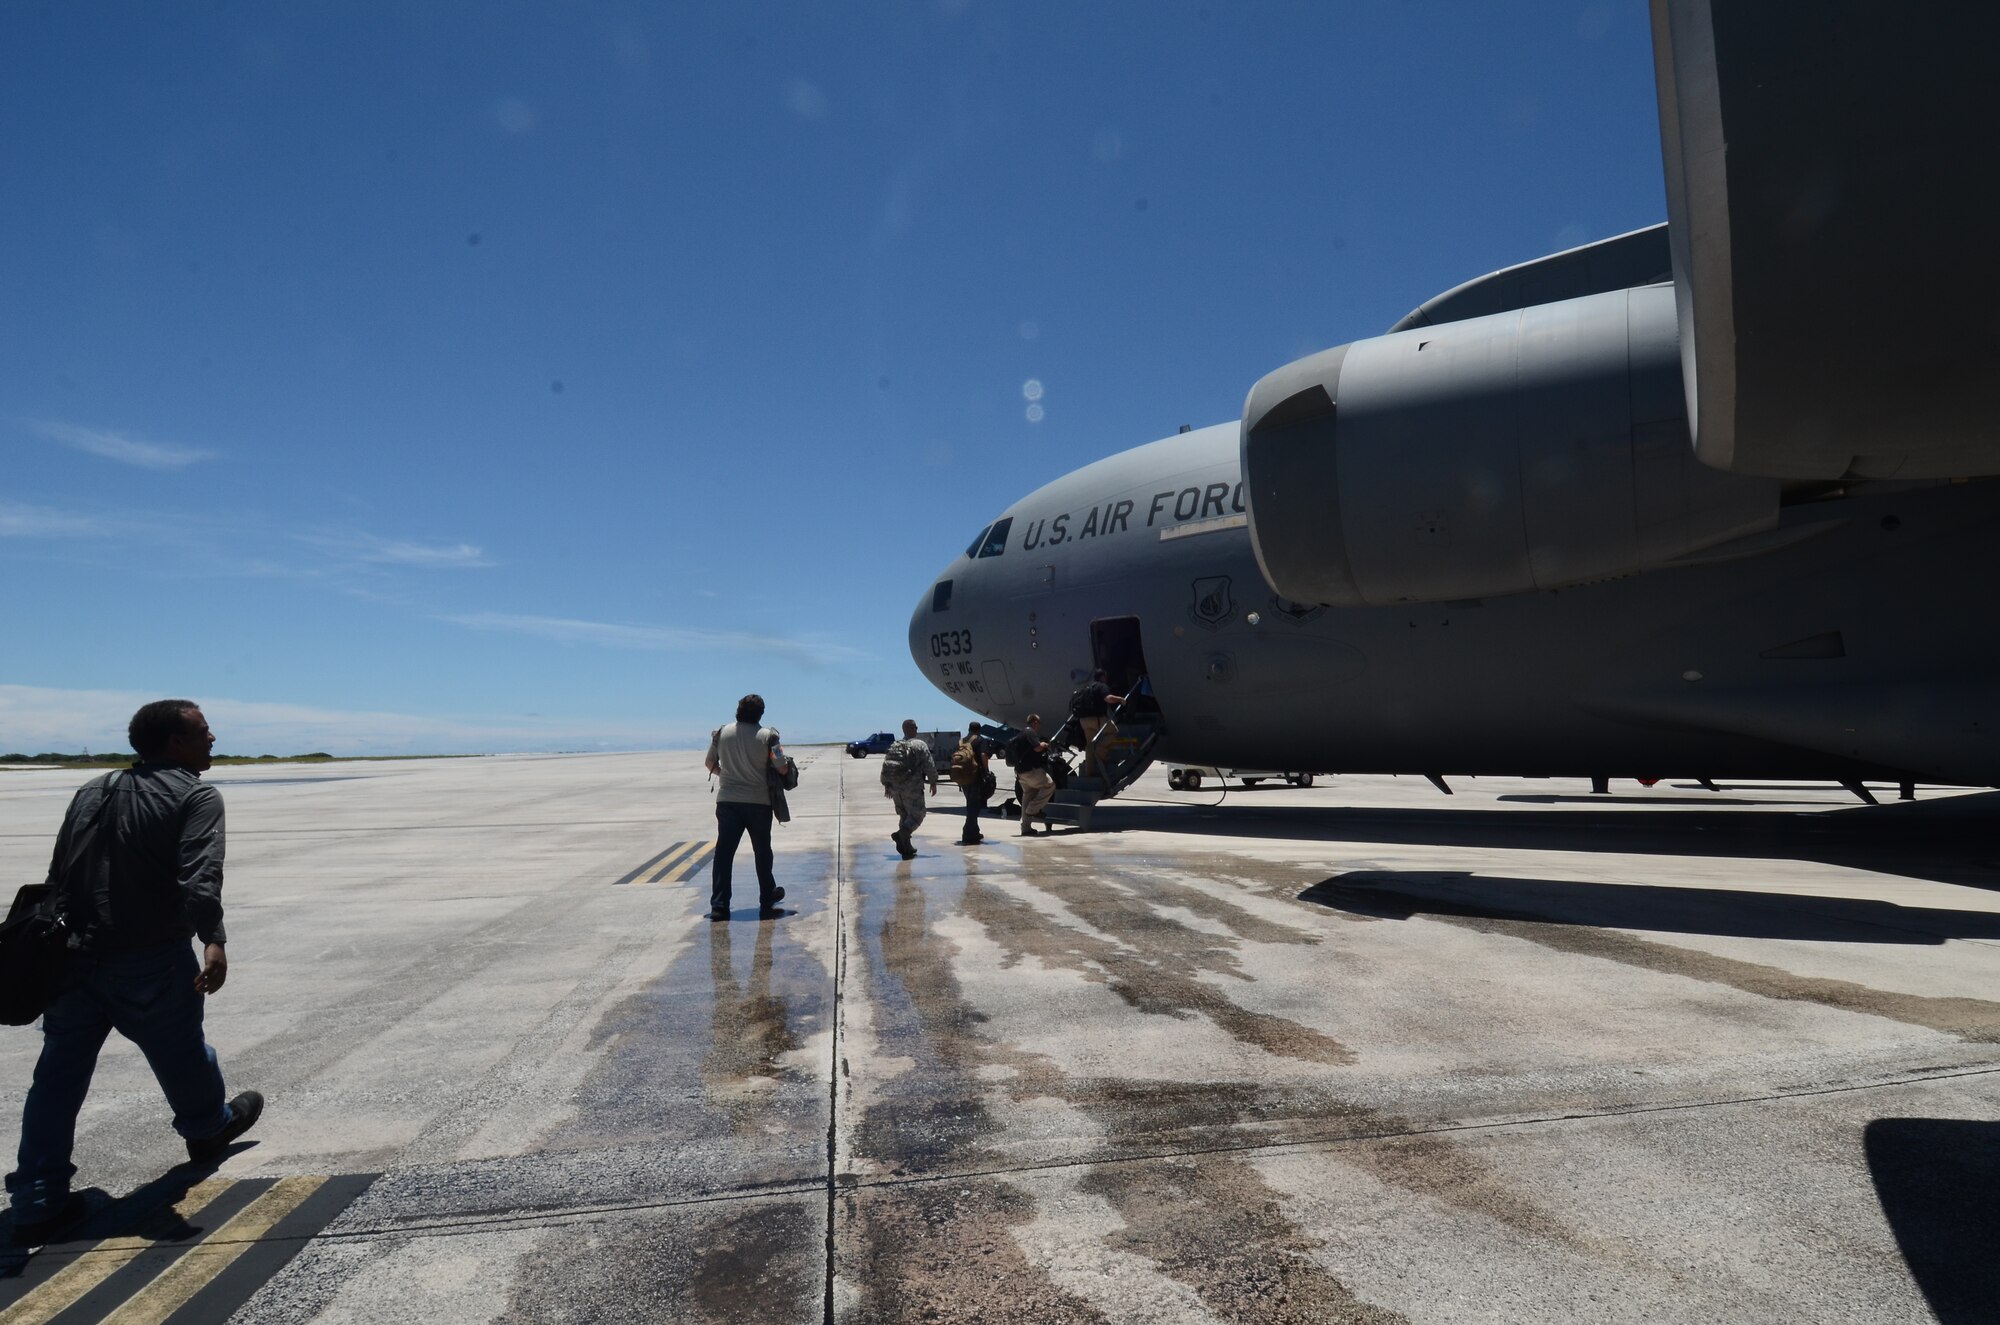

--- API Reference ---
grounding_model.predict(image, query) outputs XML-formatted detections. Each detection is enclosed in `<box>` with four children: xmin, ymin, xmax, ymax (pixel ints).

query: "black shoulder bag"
<box><xmin>1</xmin><ymin>773</ymin><xmax>121</xmax><ymax>1026</ymax></box>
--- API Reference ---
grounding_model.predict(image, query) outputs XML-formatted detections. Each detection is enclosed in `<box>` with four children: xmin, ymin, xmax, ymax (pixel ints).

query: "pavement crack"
<box><xmin>268</xmin><ymin>1058</ymin><xmax>2000</xmax><ymax>1256</ymax></box>
<box><xmin>824</xmin><ymin>757</ymin><xmax>845</xmax><ymax>1325</ymax></box>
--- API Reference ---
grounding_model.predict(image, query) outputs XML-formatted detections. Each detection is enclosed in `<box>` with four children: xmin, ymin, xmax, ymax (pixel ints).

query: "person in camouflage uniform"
<box><xmin>882</xmin><ymin>718</ymin><xmax>937</xmax><ymax>860</ymax></box>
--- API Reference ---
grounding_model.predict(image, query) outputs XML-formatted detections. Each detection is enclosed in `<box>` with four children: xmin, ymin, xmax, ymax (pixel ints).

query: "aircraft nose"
<box><xmin>909</xmin><ymin>569</ymin><xmax>960</xmax><ymax>702</ymax></box>
<box><xmin>908</xmin><ymin>587</ymin><xmax>929</xmax><ymax>671</ymax></box>
<box><xmin>908</xmin><ymin>575</ymin><xmax>940</xmax><ymax>671</ymax></box>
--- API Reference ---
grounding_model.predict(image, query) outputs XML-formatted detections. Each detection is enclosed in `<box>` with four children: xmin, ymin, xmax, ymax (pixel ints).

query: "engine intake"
<box><xmin>1241</xmin><ymin>284</ymin><xmax>1779</xmax><ymax>607</ymax></box>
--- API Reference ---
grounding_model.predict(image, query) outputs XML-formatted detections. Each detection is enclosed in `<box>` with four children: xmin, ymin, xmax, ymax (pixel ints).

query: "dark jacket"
<box><xmin>1006</xmin><ymin>732</ymin><xmax>1050</xmax><ymax>773</ymax></box>
<box><xmin>1071</xmin><ymin>681</ymin><xmax>1112</xmax><ymax>718</ymax></box>
<box><xmin>49</xmin><ymin>763</ymin><xmax>227</xmax><ymax>953</ymax></box>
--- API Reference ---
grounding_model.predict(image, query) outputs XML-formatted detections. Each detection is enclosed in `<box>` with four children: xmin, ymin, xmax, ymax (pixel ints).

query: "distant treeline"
<box><xmin>2</xmin><ymin>752</ymin><xmax>137</xmax><ymax>764</ymax></box>
<box><xmin>2</xmin><ymin>752</ymin><xmax>335</xmax><ymax>765</ymax></box>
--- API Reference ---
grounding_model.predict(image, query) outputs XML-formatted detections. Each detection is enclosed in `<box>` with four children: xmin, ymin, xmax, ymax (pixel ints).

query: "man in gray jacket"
<box><xmin>703</xmin><ymin>694</ymin><xmax>788</xmax><ymax>921</ymax></box>
<box><xmin>7</xmin><ymin>700</ymin><xmax>263</xmax><ymax>1246</ymax></box>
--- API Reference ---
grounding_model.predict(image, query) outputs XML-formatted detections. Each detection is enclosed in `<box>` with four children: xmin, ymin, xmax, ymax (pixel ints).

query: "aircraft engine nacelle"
<box><xmin>1241</xmin><ymin>284</ymin><xmax>1780</xmax><ymax>607</ymax></box>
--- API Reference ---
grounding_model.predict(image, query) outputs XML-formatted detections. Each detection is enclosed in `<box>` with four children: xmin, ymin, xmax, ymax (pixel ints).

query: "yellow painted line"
<box><xmin>643</xmin><ymin>839</ymin><xmax>707</xmax><ymax>884</ymax></box>
<box><xmin>661</xmin><ymin>842</ymin><xmax>716</xmax><ymax>883</ymax></box>
<box><xmin>640</xmin><ymin>840</ymin><xmax>700</xmax><ymax>884</ymax></box>
<box><xmin>99</xmin><ymin>1175</ymin><xmax>326</xmax><ymax>1325</ymax></box>
<box><xmin>0</xmin><ymin>1179</ymin><xmax>237</xmax><ymax>1325</ymax></box>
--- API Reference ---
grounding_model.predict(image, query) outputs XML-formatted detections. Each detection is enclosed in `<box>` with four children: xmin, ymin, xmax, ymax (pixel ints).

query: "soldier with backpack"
<box><xmin>881</xmin><ymin>719</ymin><xmax>937</xmax><ymax>859</ymax></box>
<box><xmin>947</xmin><ymin>721</ymin><xmax>995</xmax><ymax>846</ymax></box>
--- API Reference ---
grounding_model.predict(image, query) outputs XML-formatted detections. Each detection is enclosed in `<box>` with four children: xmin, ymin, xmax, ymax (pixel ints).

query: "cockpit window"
<box><xmin>932</xmin><ymin>579</ymin><xmax>953</xmax><ymax>611</ymax></box>
<box><xmin>965</xmin><ymin>524</ymin><xmax>992</xmax><ymax>558</ymax></box>
<box><xmin>977</xmin><ymin>517</ymin><xmax>1013</xmax><ymax>558</ymax></box>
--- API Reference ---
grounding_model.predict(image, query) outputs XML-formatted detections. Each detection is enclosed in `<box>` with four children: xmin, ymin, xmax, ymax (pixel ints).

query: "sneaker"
<box><xmin>897</xmin><ymin>839</ymin><xmax>918</xmax><ymax>859</ymax></box>
<box><xmin>8</xmin><ymin>1191</ymin><xmax>87</xmax><ymax>1246</ymax></box>
<box><xmin>187</xmin><ymin>1090</ymin><xmax>264</xmax><ymax>1163</ymax></box>
<box><xmin>771</xmin><ymin>887</ymin><xmax>785</xmax><ymax>903</ymax></box>
<box><xmin>708</xmin><ymin>907</ymin><xmax>729</xmax><ymax>921</ymax></box>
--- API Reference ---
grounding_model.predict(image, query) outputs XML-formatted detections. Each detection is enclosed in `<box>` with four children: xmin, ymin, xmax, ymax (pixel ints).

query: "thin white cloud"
<box><xmin>358</xmin><ymin>539</ymin><xmax>491</xmax><ymax>568</ymax></box>
<box><xmin>0</xmin><ymin>499</ymin><xmax>107</xmax><ymax>538</ymax></box>
<box><xmin>0</xmin><ymin>683</ymin><xmax>708</xmax><ymax>756</ymax></box>
<box><xmin>442</xmin><ymin>611</ymin><xmax>868</xmax><ymax>664</ymax></box>
<box><xmin>30</xmin><ymin>420</ymin><xmax>215</xmax><ymax>470</ymax></box>
<box><xmin>299</xmin><ymin>532</ymin><xmax>494</xmax><ymax>569</ymax></box>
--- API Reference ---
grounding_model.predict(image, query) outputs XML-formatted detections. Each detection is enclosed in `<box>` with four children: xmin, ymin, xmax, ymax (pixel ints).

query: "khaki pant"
<box><xmin>1078</xmin><ymin>715</ymin><xmax>1115</xmax><ymax>778</ymax></box>
<box><xmin>1018</xmin><ymin>768</ymin><xmax>1055</xmax><ymax>825</ymax></box>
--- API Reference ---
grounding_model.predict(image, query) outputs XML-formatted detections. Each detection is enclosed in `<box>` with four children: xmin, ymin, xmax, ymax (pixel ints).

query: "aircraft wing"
<box><xmin>1652</xmin><ymin>0</ymin><xmax>2000</xmax><ymax>480</ymax></box>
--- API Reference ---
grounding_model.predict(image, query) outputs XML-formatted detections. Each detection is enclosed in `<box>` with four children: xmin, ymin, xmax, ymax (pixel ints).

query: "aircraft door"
<box><xmin>1089</xmin><ymin>617</ymin><xmax>1155</xmax><ymax>716</ymax></box>
<box><xmin>981</xmin><ymin>659</ymin><xmax>1015</xmax><ymax>705</ymax></box>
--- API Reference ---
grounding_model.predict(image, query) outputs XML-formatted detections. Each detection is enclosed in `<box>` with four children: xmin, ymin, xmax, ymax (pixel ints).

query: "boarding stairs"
<box><xmin>1037</xmin><ymin>684</ymin><xmax>1163</xmax><ymax>831</ymax></box>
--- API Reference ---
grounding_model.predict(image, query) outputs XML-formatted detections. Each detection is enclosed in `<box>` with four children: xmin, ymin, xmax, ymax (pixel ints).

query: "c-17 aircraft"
<box><xmin>907</xmin><ymin>0</ymin><xmax>2000</xmax><ymax>807</ymax></box>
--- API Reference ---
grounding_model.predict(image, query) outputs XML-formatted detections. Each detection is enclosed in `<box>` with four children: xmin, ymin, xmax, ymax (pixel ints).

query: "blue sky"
<box><xmin>1</xmin><ymin>2</ymin><xmax>1665</xmax><ymax>754</ymax></box>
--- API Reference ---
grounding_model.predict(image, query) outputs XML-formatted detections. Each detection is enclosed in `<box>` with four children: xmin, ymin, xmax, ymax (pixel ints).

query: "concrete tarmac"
<box><xmin>3</xmin><ymin>754</ymin><xmax>1999</xmax><ymax>1323</ymax></box>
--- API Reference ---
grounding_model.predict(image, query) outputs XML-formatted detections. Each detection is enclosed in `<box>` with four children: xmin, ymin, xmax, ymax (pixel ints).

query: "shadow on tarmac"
<box><xmin>1496</xmin><ymin>794</ymin><xmax>1816</xmax><ymax>806</ymax></box>
<box><xmin>1298</xmin><ymin>872</ymin><xmax>2000</xmax><ymax>944</ymax></box>
<box><xmin>1865</xmin><ymin>1118</ymin><xmax>2000</xmax><ymax>1324</ymax></box>
<box><xmin>1092</xmin><ymin>790</ymin><xmax>2000</xmax><ymax>892</ymax></box>
<box><xmin>0</xmin><ymin>1142</ymin><xmax>253</xmax><ymax>1279</ymax></box>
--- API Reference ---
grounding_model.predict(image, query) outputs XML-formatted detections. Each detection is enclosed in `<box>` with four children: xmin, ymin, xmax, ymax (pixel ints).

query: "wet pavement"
<box><xmin>4</xmin><ymin>755</ymin><xmax>2000</xmax><ymax>1321</ymax></box>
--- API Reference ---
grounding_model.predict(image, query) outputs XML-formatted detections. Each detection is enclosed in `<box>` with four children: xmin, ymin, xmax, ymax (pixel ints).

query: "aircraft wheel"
<box><xmin>1167</xmin><ymin>769</ymin><xmax>1185</xmax><ymax>790</ymax></box>
<box><xmin>1183</xmin><ymin>771</ymin><xmax>1203</xmax><ymax>791</ymax></box>
<box><xmin>1291</xmin><ymin>774</ymin><xmax>1314</xmax><ymax>788</ymax></box>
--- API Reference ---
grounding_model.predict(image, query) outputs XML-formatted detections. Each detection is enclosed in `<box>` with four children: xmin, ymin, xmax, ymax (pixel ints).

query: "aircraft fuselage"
<box><xmin>912</xmin><ymin>423</ymin><xmax>2000</xmax><ymax>786</ymax></box>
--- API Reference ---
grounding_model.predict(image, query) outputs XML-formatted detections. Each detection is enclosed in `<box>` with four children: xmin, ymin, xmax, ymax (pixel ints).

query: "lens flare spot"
<box><xmin>493</xmin><ymin>98</ymin><xmax>538</xmax><ymax>134</ymax></box>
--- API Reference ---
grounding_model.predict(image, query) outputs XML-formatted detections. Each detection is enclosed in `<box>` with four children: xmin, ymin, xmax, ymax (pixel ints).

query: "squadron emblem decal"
<box><xmin>1189</xmin><ymin>575</ymin><xmax>1233</xmax><ymax>629</ymax></box>
<box><xmin>1270</xmin><ymin>595</ymin><xmax>1326</xmax><ymax>626</ymax></box>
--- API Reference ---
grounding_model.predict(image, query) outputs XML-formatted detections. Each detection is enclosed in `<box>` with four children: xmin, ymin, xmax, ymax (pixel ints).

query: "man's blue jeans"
<box><xmin>6</xmin><ymin>941</ymin><xmax>230</xmax><ymax>1218</ymax></box>
<box><xmin>712</xmin><ymin>801</ymin><xmax>778</xmax><ymax>912</ymax></box>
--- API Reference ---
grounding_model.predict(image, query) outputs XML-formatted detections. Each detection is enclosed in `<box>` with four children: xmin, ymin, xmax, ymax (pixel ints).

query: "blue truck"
<box><xmin>845</xmin><ymin>731</ymin><xmax>897</xmax><ymax>758</ymax></box>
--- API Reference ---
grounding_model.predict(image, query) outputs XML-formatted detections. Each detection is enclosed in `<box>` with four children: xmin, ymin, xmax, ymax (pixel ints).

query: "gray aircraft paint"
<box><xmin>907</xmin><ymin>0</ymin><xmax>2000</xmax><ymax>790</ymax></box>
<box><xmin>1241</xmin><ymin>283</ymin><xmax>1777</xmax><ymax>607</ymax></box>
<box><xmin>911</xmin><ymin>414</ymin><xmax>2000</xmax><ymax>786</ymax></box>
<box><xmin>1652</xmin><ymin>0</ymin><xmax>2000</xmax><ymax>480</ymax></box>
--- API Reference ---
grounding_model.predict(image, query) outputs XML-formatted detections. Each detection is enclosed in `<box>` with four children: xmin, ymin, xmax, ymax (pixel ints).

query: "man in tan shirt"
<box><xmin>703</xmin><ymin>694</ymin><xmax>787</xmax><ymax>920</ymax></box>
